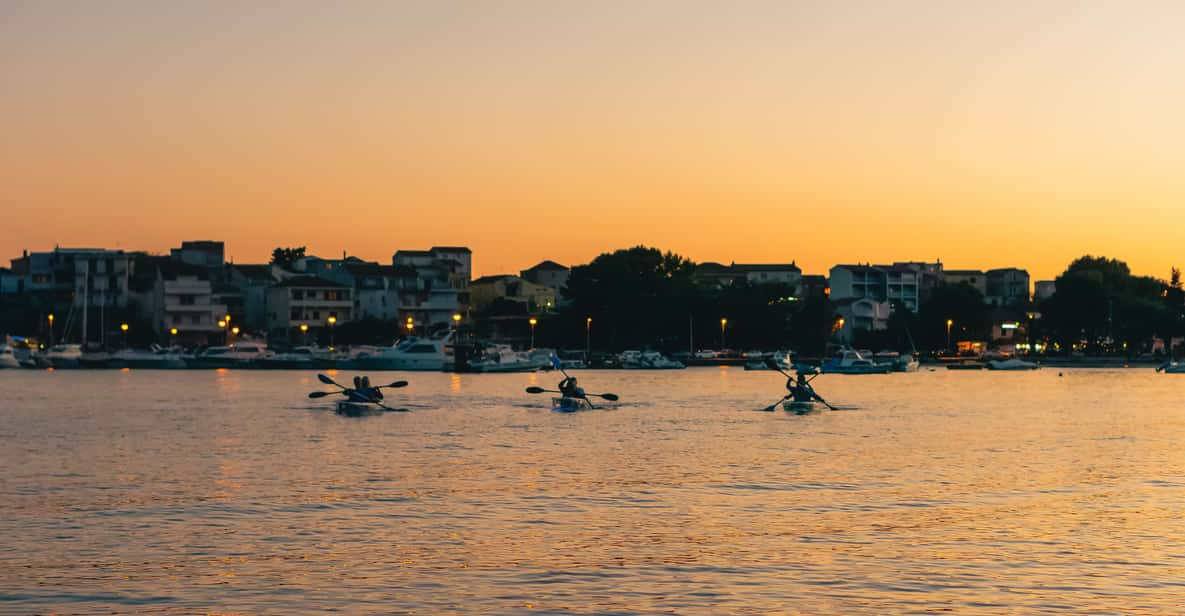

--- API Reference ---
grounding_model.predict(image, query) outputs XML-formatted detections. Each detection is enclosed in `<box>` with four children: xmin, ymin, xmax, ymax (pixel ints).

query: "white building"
<box><xmin>131</xmin><ymin>258</ymin><xmax>228</xmax><ymax>344</ymax></box>
<box><xmin>266</xmin><ymin>276</ymin><xmax>353</xmax><ymax>341</ymax></box>
<box><xmin>520</xmin><ymin>260</ymin><xmax>570</xmax><ymax>294</ymax></box>
<box><xmin>834</xmin><ymin>298</ymin><xmax>891</xmax><ymax>343</ymax></box>
<box><xmin>392</xmin><ymin>247</ymin><xmax>471</xmax><ymax>327</ymax></box>
<box><xmin>830</xmin><ymin>262</ymin><xmax>941</xmax><ymax>313</ymax></box>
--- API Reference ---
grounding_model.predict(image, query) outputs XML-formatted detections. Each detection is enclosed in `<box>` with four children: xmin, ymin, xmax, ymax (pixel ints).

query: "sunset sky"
<box><xmin>3</xmin><ymin>1</ymin><xmax>1184</xmax><ymax>281</ymax></box>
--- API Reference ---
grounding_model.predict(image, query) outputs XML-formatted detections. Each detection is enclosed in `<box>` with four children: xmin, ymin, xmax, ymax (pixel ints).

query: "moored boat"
<box><xmin>821</xmin><ymin>349</ymin><xmax>891</xmax><ymax>374</ymax></box>
<box><xmin>0</xmin><ymin>344</ymin><xmax>20</xmax><ymax>369</ymax></box>
<box><xmin>1156</xmin><ymin>361</ymin><xmax>1185</xmax><ymax>374</ymax></box>
<box><xmin>109</xmin><ymin>345</ymin><xmax>189</xmax><ymax>369</ymax></box>
<box><xmin>987</xmin><ymin>358</ymin><xmax>1040</xmax><ymax>371</ymax></box>
<box><xmin>620</xmin><ymin>350</ymin><xmax>685</xmax><ymax>370</ymax></box>
<box><xmin>44</xmin><ymin>344</ymin><xmax>84</xmax><ymax>369</ymax></box>
<box><xmin>186</xmin><ymin>343</ymin><xmax>269</xmax><ymax>368</ymax></box>
<box><xmin>468</xmin><ymin>344</ymin><xmax>545</xmax><ymax>373</ymax></box>
<box><xmin>345</xmin><ymin>335</ymin><xmax>453</xmax><ymax>371</ymax></box>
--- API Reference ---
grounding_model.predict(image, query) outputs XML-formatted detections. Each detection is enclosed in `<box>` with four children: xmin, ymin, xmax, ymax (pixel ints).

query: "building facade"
<box><xmin>986</xmin><ymin>268</ymin><xmax>1030</xmax><ymax>307</ymax></box>
<box><xmin>266</xmin><ymin>276</ymin><xmax>353</xmax><ymax>341</ymax></box>
<box><xmin>470</xmin><ymin>275</ymin><xmax>556</xmax><ymax>314</ymax></box>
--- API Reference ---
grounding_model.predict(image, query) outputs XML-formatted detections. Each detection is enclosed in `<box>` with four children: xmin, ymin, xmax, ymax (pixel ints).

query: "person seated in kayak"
<box><xmin>558</xmin><ymin>376</ymin><xmax>584</xmax><ymax>398</ymax></box>
<box><xmin>345</xmin><ymin>376</ymin><xmax>382</xmax><ymax>403</ymax></box>
<box><xmin>363</xmin><ymin>376</ymin><xmax>383</xmax><ymax>400</ymax></box>
<box><xmin>785</xmin><ymin>375</ymin><xmax>821</xmax><ymax>403</ymax></box>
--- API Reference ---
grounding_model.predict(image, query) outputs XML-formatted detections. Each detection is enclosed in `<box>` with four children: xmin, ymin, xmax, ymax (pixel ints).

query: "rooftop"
<box><xmin>272</xmin><ymin>276</ymin><xmax>347</xmax><ymax>289</ymax></box>
<box><xmin>472</xmin><ymin>274</ymin><xmax>519</xmax><ymax>285</ymax></box>
<box><xmin>177</xmin><ymin>241</ymin><xmax>224</xmax><ymax>252</ymax></box>
<box><xmin>523</xmin><ymin>260</ymin><xmax>568</xmax><ymax>272</ymax></box>
<box><xmin>230</xmin><ymin>264</ymin><xmax>276</xmax><ymax>281</ymax></box>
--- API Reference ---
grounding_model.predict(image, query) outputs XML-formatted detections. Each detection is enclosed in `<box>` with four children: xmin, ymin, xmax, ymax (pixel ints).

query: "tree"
<box><xmin>270</xmin><ymin>246</ymin><xmax>306</xmax><ymax>269</ymax></box>
<box><xmin>917</xmin><ymin>283</ymin><xmax>992</xmax><ymax>351</ymax></box>
<box><xmin>786</xmin><ymin>296</ymin><xmax>836</xmax><ymax>358</ymax></box>
<box><xmin>561</xmin><ymin>246</ymin><xmax>707</xmax><ymax>351</ymax></box>
<box><xmin>1039</xmin><ymin>255</ymin><xmax>1172</xmax><ymax>354</ymax></box>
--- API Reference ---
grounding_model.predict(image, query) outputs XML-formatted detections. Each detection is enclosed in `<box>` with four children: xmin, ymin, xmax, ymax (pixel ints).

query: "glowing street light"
<box><xmin>528</xmin><ymin>317</ymin><xmax>538</xmax><ymax>349</ymax></box>
<box><xmin>120</xmin><ymin>322</ymin><xmax>129</xmax><ymax>348</ymax></box>
<box><xmin>48</xmin><ymin>313</ymin><xmax>55</xmax><ymax>346</ymax></box>
<box><xmin>720</xmin><ymin>317</ymin><xmax>728</xmax><ymax>349</ymax></box>
<box><xmin>299</xmin><ymin>323</ymin><xmax>309</xmax><ymax>345</ymax></box>
<box><xmin>405</xmin><ymin>316</ymin><xmax>414</xmax><ymax>335</ymax></box>
<box><xmin>327</xmin><ymin>315</ymin><xmax>337</xmax><ymax>348</ymax></box>
<box><xmin>946</xmin><ymin>318</ymin><xmax>954</xmax><ymax>352</ymax></box>
<box><xmin>170</xmin><ymin>327</ymin><xmax>178</xmax><ymax>337</ymax></box>
<box><xmin>585</xmin><ymin>317</ymin><xmax>592</xmax><ymax>357</ymax></box>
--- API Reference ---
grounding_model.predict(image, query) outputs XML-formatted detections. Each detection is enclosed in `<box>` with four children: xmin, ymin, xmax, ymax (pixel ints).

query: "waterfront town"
<box><xmin>1</xmin><ymin>240</ymin><xmax>1180</xmax><ymax>370</ymax></box>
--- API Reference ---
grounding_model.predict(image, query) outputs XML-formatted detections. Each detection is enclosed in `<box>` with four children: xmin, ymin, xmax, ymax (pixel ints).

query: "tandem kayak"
<box><xmin>551</xmin><ymin>397</ymin><xmax>592</xmax><ymax>412</ymax></box>
<box><xmin>335</xmin><ymin>400</ymin><xmax>385</xmax><ymax>417</ymax></box>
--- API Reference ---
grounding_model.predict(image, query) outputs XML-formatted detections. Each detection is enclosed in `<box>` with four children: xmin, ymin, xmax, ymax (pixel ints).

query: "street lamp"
<box><xmin>300</xmin><ymin>323</ymin><xmax>309</xmax><ymax>345</ymax></box>
<box><xmin>452</xmin><ymin>313</ymin><xmax>461</xmax><ymax>337</ymax></box>
<box><xmin>586</xmin><ymin>317</ymin><xmax>592</xmax><ymax>358</ymax></box>
<box><xmin>120</xmin><ymin>323</ymin><xmax>129</xmax><ymax>348</ymax></box>
<box><xmin>946</xmin><ymin>318</ymin><xmax>954</xmax><ymax>353</ymax></box>
<box><xmin>406</xmin><ymin>316</ymin><xmax>414</xmax><ymax>336</ymax></box>
<box><xmin>47</xmin><ymin>313</ymin><xmax>55</xmax><ymax>346</ymax></box>
<box><xmin>327</xmin><ymin>315</ymin><xmax>337</xmax><ymax>348</ymax></box>
<box><xmin>720</xmin><ymin>317</ymin><xmax>728</xmax><ymax>349</ymax></box>
<box><xmin>528</xmin><ymin>317</ymin><xmax>538</xmax><ymax>349</ymax></box>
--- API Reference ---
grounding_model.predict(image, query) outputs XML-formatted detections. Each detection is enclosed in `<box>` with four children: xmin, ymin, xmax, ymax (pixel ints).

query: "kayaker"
<box><xmin>360</xmin><ymin>375</ymin><xmax>383</xmax><ymax>401</ymax></box>
<box><xmin>786</xmin><ymin>371</ymin><xmax>823</xmax><ymax>403</ymax></box>
<box><xmin>559</xmin><ymin>376</ymin><xmax>584</xmax><ymax>399</ymax></box>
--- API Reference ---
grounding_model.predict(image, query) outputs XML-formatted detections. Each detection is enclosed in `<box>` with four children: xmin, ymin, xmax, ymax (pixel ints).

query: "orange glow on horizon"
<box><xmin>2</xmin><ymin>4</ymin><xmax>1183</xmax><ymax>282</ymax></box>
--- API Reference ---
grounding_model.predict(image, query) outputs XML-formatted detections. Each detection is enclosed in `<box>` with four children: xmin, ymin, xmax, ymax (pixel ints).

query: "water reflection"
<box><xmin>1</xmin><ymin>368</ymin><xmax>1184</xmax><ymax>613</ymax></box>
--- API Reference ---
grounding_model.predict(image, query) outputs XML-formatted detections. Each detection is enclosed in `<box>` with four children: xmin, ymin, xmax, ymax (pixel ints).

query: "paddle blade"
<box><xmin>385</xmin><ymin>381</ymin><xmax>408</xmax><ymax>388</ymax></box>
<box><xmin>308</xmin><ymin>391</ymin><xmax>332</xmax><ymax>398</ymax></box>
<box><xmin>526</xmin><ymin>386</ymin><xmax>547</xmax><ymax>394</ymax></box>
<box><xmin>317</xmin><ymin>374</ymin><xmax>337</xmax><ymax>385</ymax></box>
<box><xmin>598</xmin><ymin>393</ymin><xmax>619</xmax><ymax>401</ymax></box>
<box><xmin>550</xmin><ymin>355</ymin><xmax>563</xmax><ymax>370</ymax></box>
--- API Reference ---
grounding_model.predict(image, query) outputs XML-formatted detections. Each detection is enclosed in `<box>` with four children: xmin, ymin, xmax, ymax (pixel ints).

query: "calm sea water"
<box><xmin>2</xmin><ymin>367</ymin><xmax>1184</xmax><ymax>614</ymax></box>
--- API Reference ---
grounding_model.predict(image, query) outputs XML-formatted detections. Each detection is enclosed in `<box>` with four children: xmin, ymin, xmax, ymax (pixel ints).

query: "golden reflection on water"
<box><xmin>2</xmin><ymin>368</ymin><xmax>1185</xmax><ymax>613</ymax></box>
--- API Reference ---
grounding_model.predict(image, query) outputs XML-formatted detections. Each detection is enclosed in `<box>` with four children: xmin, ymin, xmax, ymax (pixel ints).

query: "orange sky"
<box><xmin>3</xmin><ymin>2</ymin><xmax>1184</xmax><ymax>281</ymax></box>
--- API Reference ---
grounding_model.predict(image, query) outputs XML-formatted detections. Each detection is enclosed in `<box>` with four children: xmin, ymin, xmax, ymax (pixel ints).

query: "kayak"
<box><xmin>783</xmin><ymin>400</ymin><xmax>818</xmax><ymax>414</ymax></box>
<box><xmin>335</xmin><ymin>400</ymin><xmax>385</xmax><ymax>417</ymax></box>
<box><xmin>551</xmin><ymin>396</ymin><xmax>592</xmax><ymax>412</ymax></box>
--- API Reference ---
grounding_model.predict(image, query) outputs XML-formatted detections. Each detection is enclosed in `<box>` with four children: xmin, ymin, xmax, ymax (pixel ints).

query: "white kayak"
<box><xmin>335</xmin><ymin>400</ymin><xmax>385</xmax><ymax>417</ymax></box>
<box><xmin>552</xmin><ymin>397</ymin><xmax>592</xmax><ymax>412</ymax></box>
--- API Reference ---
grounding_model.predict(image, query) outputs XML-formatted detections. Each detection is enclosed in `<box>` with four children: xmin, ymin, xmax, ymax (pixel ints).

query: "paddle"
<box><xmin>763</xmin><ymin>358</ymin><xmax>838</xmax><ymax>411</ymax></box>
<box><xmin>316</xmin><ymin>374</ymin><xmax>407</xmax><ymax>390</ymax></box>
<box><xmin>549</xmin><ymin>356</ymin><xmax>596</xmax><ymax>409</ymax></box>
<box><xmin>525</xmin><ymin>386</ymin><xmax>619</xmax><ymax>401</ymax></box>
<box><xmin>314</xmin><ymin>374</ymin><xmax>408</xmax><ymax>412</ymax></box>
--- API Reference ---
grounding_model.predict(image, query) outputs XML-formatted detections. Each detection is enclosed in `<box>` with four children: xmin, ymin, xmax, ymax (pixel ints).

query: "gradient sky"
<box><xmin>3</xmin><ymin>1</ymin><xmax>1184</xmax><ymax>280</ymax></box>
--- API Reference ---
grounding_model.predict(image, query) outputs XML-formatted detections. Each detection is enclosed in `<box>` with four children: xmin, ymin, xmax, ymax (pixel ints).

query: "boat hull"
<box><xmin>551</xmin><ymin>397</ymin><xmax>592</xmax><ymax>412</ymax></box>
<box><xmin>335</xmin><ymin>401</ymin><xmax>385</xmax><ymax>417</ymax></box>
<box><xmin>783</xmin><ymin>400</ymin><xmax>818</xmax><ymax>414</ymax></box>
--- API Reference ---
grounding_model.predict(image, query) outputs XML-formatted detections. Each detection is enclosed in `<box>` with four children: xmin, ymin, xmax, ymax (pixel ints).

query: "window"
<box><xmin>191</xmin><ymin>315</ymin><xmax>201</xmax><ymax>324</ymax></box>
<box><xmin>179</xmin><ymin>295</ymin><xmax>195</xmax><ymax>305</ymax></box>
<box><xmin>312</xmin><ymin>311</ymin><xmax>321</xmax><ymax>320</ymax></box>
<box><xmin>292</xmin><ymin>290</ymin><xmax>304</xmax><ymax>300</ymax></box>
<box><xmin>291</xmin><ymin>309</ymin><xmax>302</xmax><ymax>320</ymax></box>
